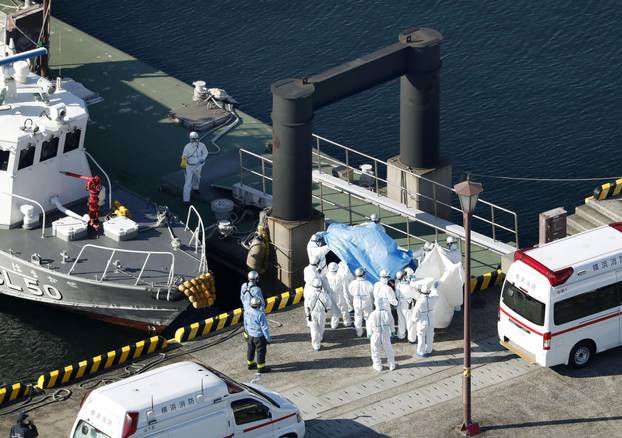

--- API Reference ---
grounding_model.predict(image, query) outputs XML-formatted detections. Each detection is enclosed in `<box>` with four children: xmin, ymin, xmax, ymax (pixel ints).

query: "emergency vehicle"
<box><xmin>69</xmin><ymin>361</ymin><xmax>305</xmax><ymax>438</ymax></box>
<box><xmin>498</xmin><ymin>223</ymin><xmax>622</xmax><ymax>368</ymax></box>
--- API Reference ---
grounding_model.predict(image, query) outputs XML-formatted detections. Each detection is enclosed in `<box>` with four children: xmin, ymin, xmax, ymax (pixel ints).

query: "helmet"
<box><xmin>423</xmin><ymin>242</ymin><xmax>434</xmax><ymax>252</ymax></box>
<box><xmin>189</xmin><ymin>131</ymin><xmax>199</xmax><ymax>141</ymax></box>
<box><xmin>250</xmin><ymin>297</ymin><xmax>261</xmax><ymax>309</ymax></box>
<box><xmin>328</xmin><ymin>262</ymin><xmax>338</xmax><ymax>273</ymax></box>
<box><xmin>310</xmin><ymin>256</ymin><xmax>320</xmax><ymax>267</ymax></box>
<box><xmin>446</xmin><ymin>236</ymin><xmax>457</xmax><ymax>245</ymax></box>
<box><xmin>311</xmin><ymin>278</ymin><xmax>322</xmax><ymax>289</ymax></box>
<box><xmin>310</xmin><ymin>233</ymin><xmax>321</xmax><ymax>243</ymax></box>
<box><xmin>370</xmin><ymin>213</ymin><xmax>379</xmax><ymax>223</ymax></box>
<box><xmin>379</xmin><ymin>269</ymin><xmax>389</xmax><ymax>278</ymax></box>
<box><xmin>404</xmin><ymin>267</ymin><xmax>414</xmax><ymax>276</ymax></box>
<box><xmin>355</xmin><ymin>267</ymin><xmax>365</xmax><ymax>278</ymax></box>
<box><xmin>247</xmin><ymin>271</ymin><xmax>259</xmax><ymax>283</ymax></box>
<box><xmin>420</xmin><ymin>284</ymin><xmax>430</xmax><ymax>295</ymax></box>
<box><xmin>395</xmin><ymin>270</ymin><xmax>404</xmax><ymax>281</ymax></box>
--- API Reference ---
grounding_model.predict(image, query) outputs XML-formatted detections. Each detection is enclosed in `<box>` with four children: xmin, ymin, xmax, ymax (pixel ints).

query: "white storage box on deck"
<box><xmin>103</xmin><ymin>216</ymin><xmax>139</xmax><ymax>241</ymax></box>
<box><xmin>52</xmin><ymin>216</ymin><xmax>88</xmax><ymax>241</ymax></box>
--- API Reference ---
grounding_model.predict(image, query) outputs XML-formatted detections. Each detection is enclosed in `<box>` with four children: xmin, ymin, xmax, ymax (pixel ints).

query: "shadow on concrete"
<box><xmin>483</xmin><ymin>415</ymin><xmax>622</xmax><ymax>432</ymax></box>
<box><xmin>305</xmin><ymin>418</ymin><xmax>392</xmax><ymax>437</ymax></box>
<box><xmin>270</xmin><ymin>355</ymin><xmax>411</xmax><ymax>373</ymax></box>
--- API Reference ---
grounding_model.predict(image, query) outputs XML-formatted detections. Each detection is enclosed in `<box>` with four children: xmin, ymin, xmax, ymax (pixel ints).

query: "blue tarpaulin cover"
<box><xmin>322</xmin><ymin>222</ymin><xmax>414</xmax><ymax>284</ymax></box>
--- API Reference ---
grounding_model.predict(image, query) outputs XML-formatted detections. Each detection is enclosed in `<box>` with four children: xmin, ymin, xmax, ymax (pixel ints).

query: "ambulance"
<box><xmin>69</xmin><ymin>361</ymin><xmax>305</xmax><ymax>437</ymax></box>
<box><xmin>498</xmin><ymin>223</ymin><xmax>622</xmax><ymax>368</ymax></box>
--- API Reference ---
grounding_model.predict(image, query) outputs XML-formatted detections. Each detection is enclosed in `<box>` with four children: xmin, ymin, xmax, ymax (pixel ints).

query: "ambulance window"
<box><xmin>0</xmin><ymin>150</ymin><xmax>9</xmax><ymax>171</ymax></box>
<box><xmin>64</xmin><ymin>129</ymin><xmax>81</xmax><ymax>153</ymax></box>
<box><xmin>502</xmin><ymin>281</ymin><xmax>545</xmax><ymax>326</ymax></box>
<box><xmin>40</xmin><ymin>137</ymin><xmax>59</xmax><ymax>162</ymax></box>
<box><xmin>231</xmin><ymin>398</ymin><xmax>271</xmax><ymax>425</ymax></box>
<box><xmin>71</xmin><ymin>420</ymin><xmax>111</xmax><ymax>438</ymax></box>
<box><xmin>18</xmin><ymin>145</ymin><xmax>35</xmax><ymax>169</ymax></box>
<box><xmin>554</xmin><ymin>283</ymin><xmax>620</xmax><ymax>326</ymax></box>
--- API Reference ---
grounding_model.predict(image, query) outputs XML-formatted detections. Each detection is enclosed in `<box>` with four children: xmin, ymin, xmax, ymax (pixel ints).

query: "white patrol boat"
<box><xmin>0</xmin><ymin>46</ymin><xmax>214</xmax><ymax>332</ymax></box>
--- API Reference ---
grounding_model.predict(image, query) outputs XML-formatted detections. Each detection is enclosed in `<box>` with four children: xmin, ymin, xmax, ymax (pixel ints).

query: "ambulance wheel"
<box><xmin>569</xmin><ymin>340</ymin><xmax>594</xmax><ymax>369</ymax></box>
<box><xmin>279</xmin><ymin>434</ymin><xmax>297</xmax><ymax>438</ymax></box>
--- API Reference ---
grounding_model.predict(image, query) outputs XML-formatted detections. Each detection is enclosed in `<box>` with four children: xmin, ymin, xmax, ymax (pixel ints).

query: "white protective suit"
<box><xmin>305</xmin><ymin>286</ymin><xmax>331</xmax><ymax>351</ymax></box>
<box><xmin>338</xmin><ymin>261</ymin><xmax>354</xmax><ymax>311</ymax></box>
<box><xmin>303</xmin><ymin>263</ymin><xmax>321</xmax><ymax>299</ymax></box>
<box><xmin>372</xmin><ymin>280</ymin><xmax>397</xmax><ymax>332</ymax></box>
<box><xmin>348</xmin><ymin>277</ymin><xmax>374</xmax><ymax>337</ymax></box>
<box><xmin>366</xmin><ymin>308</ymin><xmax>396</xmax><ymax>371</ymax></box>
<box><xmin>413</xmin><ymin>289</ymin><xmax>440</xmax><ymax>356</ymax></box>
<box><xmin>394</xmin><ymin>279</ymin><xmax>412</xmax><ymax>340</ymax></box>
<box><xmin>406</xmin><ymin>280</ymin><xmax>421</xmax><ymax>342</ymax></box>
<box><xmin>181</xmin><ymin>141</ymin><xmax>208</xmax><ymax>203</ymax></box>
<box><xmin>307</xmin><ymin>240</ymin><xmax>331</xmax><ymax>272</ymax></box>
<box><xmin>322</xmin><ymin>269</ymin><xmax>352</xmax><ymax>328</ymax></box>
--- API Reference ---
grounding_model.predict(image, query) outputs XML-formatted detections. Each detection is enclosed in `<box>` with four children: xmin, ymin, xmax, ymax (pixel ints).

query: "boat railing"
<box><xmin>312</xmin><ymin>134</ymin><xmax>520</xmax><ymax>248</ymax></box>
<box><xmin>68</xmin><ymin>244</ymin><xmax>176</xmax><ymax>287</ymax></box>
<box><xmin>84</xmin><ymin>150</ymin><xmax>113</xmax><ymax>211</ymax></box>
<box><xmin>238</xmin><ymin>148</ymin><xmax>465</xmax><ymax>252</ymax></box>
<box><xmin>185</xmin><ymin>205</ymin><xmax>208</xmax><ymax>274</ymax></box>
<box><xmin>0</xmin><ymin>191</ymin><xmax>46</xmax><ymax>239</ymax></box>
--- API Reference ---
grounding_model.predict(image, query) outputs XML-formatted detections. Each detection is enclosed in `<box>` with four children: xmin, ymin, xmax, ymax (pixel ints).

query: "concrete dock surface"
<box><xmin>2</xmin><ymin>288</ymin><xmax>622</xmax><ymax>437</ymax></box>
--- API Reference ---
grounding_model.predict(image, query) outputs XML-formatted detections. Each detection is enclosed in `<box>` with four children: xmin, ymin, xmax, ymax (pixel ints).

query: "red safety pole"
<box><xmin>60</xmin><ymin>171</ymin><xmax>102</xmax><ymax>231</ymax></box>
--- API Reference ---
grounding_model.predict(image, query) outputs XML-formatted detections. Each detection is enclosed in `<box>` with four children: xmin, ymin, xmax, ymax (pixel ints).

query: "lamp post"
<box><xmin>454</xmin><ymin>175</ymin><xmax>483</xmax><ymax>436</ymax></box>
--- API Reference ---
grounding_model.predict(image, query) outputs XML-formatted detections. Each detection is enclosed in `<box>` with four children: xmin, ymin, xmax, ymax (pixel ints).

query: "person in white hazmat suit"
<box><xmin>180</xmin><ymin>131</ymin><xmax>208</xmax><ymax>204</ymax></box>
<box><xmin>338</xmin><ymin>261</ymin><xmax>354</xmax><ymax>312</ymax></box>
<box><xmin>445</xmin><ymin>236</ymin><xmax>463</xmax><ymax>312</ymax></box>
<box><xmin>373</xmin><ymin>269</ymin><xmax>398</xmax><ymax>311</ymax></box>
<box><xmin>366</xmin><ymin>298</ymin><xmax>396</xmax><ymax>371</ymax></box>
<box><xmin>393</xmin><ymin>271</ymin><xmax>412</xmax><ymax>340</ymax></box>
<box><xmin>307</xmin><ymin>233</ymin><xmax>330</xmax><ymax>272</ymax></box>
<box><xmin>305</xmin><ymin>278</ymin><xmax>331</xmax><ymax>351</ymax></box>
<box><xmin>406</xmin><ymin>280</ymin><xmax>421</xmax><ymax>343</ymax></box>
<box><xmin>303</xmin><ymin>256</ymin><xmax>322</xmax><ymax>299</ymax></box>
<box><xmin>348</xmin><ymin>268</ymin><xmax>374</xmax><ymax>337</ymax></box>
<box><xmin>323</xmin><ymin>262</ymin><xmax>352</xmax><ymax>328</ymax></box>
<box><xmin>413</xmin><ymin>283</ymin><xmax>440</xmax><ymax>356</ymax></box>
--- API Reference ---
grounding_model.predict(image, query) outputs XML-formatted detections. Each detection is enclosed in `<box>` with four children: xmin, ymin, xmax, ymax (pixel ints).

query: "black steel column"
<box><xmin>399</xmin><ymin>28</ymin><xmax>443</xmax><ymax>169</ymax></box>
<box><xmin>271</xmin><ymin>78</ymin><xmax>315</xmax><ymax>221</ymax></box>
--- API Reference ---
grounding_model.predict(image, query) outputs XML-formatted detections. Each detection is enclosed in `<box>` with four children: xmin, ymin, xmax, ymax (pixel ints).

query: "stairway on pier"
<box><xmin>567</xmin><ymin>197</ymin><xmax>622</xmax><ymax>235</ymax></box>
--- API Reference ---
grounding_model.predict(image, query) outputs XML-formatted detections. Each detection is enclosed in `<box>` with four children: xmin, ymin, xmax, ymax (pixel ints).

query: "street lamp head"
<box><xmin>453</xmin><ymin>176</ymin><xmax>483</xmax><ymax>215</ymax></box>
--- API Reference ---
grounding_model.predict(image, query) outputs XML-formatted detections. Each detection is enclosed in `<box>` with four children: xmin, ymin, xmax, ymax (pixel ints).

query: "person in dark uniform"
<box><xmin>244</xmin><ymin>297</ymin><xmax>272</xmax><ymax>373</ymax></box>
<box><xmin>10</xmin><ymin>412</ymin><xmax>38</xmax><ymax>438</ymax></box>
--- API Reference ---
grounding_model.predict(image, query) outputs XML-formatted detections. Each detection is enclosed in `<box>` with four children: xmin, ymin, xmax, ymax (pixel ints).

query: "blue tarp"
<box><xmin>322</xmin><ymin>222</ymin><xmax>414</xmax><ymax>284</ymax></box>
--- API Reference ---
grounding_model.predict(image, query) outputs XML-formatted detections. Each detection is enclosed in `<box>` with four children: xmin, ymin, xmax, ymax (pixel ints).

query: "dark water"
<box><xmin>2</xmin><ymin>0</ymin><xmax>622</xmax><ymax>383</ymax></box>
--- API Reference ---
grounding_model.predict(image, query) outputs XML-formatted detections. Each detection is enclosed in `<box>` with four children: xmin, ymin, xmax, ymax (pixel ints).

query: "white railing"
<box><xmin>68</xmin><ymin>244</ymin><xmax>176</xmax><ymax>287</ymax></box>
<box><xmin>312</xmin><ymin>134</ymin><xmax>519</xmax><ymax>247</ymax></box>
<box><xmin>0</xmin><ymin>191</ymin><xmax>46</xmax><ymax>239</ymax></box>
<box><xmin>185</xmin><ymin>205</ymin><xmax>208</xmax><ymax>274</ymax></box>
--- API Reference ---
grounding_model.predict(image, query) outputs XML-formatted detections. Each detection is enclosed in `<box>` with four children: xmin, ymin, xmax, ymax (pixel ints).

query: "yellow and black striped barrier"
<box><xmin>36</xmin><ymin>336</ymin><xmax>168</xmax><ymax>390</ymax></box>
<box><xmin>0</xmin><ymin>383</ymin><xmax>31</xmax><ymax>406</ymax></box>
<box><xmin>174</xmin><ymin>287</ymin><xmax>304</xmax><ymax>343</ymax></box>
<box><xmin>593</xmin><ymin>178</ymin><xmax>622</xmax><ymax>201</ymax></box>
<box><xmin>470</xmin><ymin>268</ymin><xmax>505</xmax><ymax>294</ymax></box>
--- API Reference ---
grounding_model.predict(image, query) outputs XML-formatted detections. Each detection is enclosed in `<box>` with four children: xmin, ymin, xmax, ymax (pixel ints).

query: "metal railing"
<box><xmin>0</xmin><ymin>191</ymin><xmax>46</xmax><ymax>239</ymax></box>
<box><xmin>312</xmin><ymin>134</ymin><xmax>519</xmax><ymax>247</ymax></box>
<box><xmin>238</xmin><ymin>148</ymin><xmax>464</xmax><ymax>252</ymax></box>
<box><xmin>68</xmin><ymin>244</ymin><xmax>176</xmax><ymax>288</ymax></box>
<box><xmin>185</xmin><ymin>205</ymin><xmax>208</xmax><ymax>274</ymax></box>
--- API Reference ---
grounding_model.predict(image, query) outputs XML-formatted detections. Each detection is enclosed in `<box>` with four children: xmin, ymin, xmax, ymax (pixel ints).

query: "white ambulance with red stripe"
<box><xmin>69</xmin><ymin>361</ymin><xmax>305</xmax><ymax>438</ymax></box>
<box><xmin>498</xmin><ymin>223</ymin><xmax>622</xmax><ymax>368</ymax></box>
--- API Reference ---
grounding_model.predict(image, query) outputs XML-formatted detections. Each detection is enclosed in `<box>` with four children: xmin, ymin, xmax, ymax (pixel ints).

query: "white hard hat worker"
<box><xmin>189</xmin><ymin>131</ymin><xmax>199</xmax><ymax>141</ymax></box>
<box><xmin>181</xmin><ymin>131</ymin><xmax>208</xmax><ymax>205</ymax></box>
<box><xmin>379</xmin><ymin>269</ymin><xmax>389</xmax><ymax>278</ymax></box>
<box><xmin>248</xmin><ymin>271</ymin><xmax>259</xmax><ymax>283</ymax></box>
<box><xmin>355</xmin><ymin>267</ymin><xmax>365</xmax><ymax>278</ymax></box>
<box><xmin>310</xmin><ymin>233</ymin><xmax>321</xmax><ymax>243</ymax></box>
<box><xmin>328</xmin><ymin>262</ymin><xmax>338</xmax><ymax>273</ymax></box>
<box><xmin>370</xmin><ymin>213</ymin><xmax>380</xmax><ymax>224</ymax></box>
<box><xmin>423</xmin><ymin>242</ymin><xmax>434</xmax><ymax>252</ymax></box>
<box><xmin>446</xmin><ymin>236</ymin><xmax>457</xmax><ymax>246</ymax></box>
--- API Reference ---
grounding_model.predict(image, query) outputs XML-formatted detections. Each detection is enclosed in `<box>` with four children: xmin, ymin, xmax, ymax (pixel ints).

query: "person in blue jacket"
<box><xmin>244</xmin><ymin>297</ymin><xmax>272</xmax><ymax>373</ymax></box>
<box><xmin>240</xmin><ymin>271</ymin><xmax>265</xmax><ymax>310</ymax></box>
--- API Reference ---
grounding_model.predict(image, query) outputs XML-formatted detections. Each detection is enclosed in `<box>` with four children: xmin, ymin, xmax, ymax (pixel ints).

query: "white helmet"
<box><xmin>420</xmin><ymin>284</ymin><xmax>431</xmax><ymax>295</ymax></box>
<box><xmin>395</xmin><ymin>270</ymin><xmax>404</xmax><ymax>281</ymax></box>
<box><xmin>248</xmin><ymin>271</ymin><xmax>259</xmax><ymax>283</ymax></box>
<box><xmin>310</xmin><ymin>256</ymin><xmax>320</xmax><ymax>267</ymax></box>
<box><xmin>379</xmin><ymin>269</ymin><xmax>389</xmax><ymax>278</ymax></box>
<box><xmin>310</xmin><ymin>233</ymin><xmax>321</xmax><ymax>242</ymax></box>
<box><xmin>370</xmin><ymin>213</ymin><xmax>379</xmax><ymax>223</ymax></box>
<box><xmin>423</xmin><ymin>242</ymin><xmax>434</xmax><ymax>252</ymax></box>
<box><xmin>311</xmin><ymin>278</ymin><xmax>322</xmax><ymax>289</ymax></box>
<box><xmin>250</xmin><ymin>297</ymin><xmax>261</xmax><ymax>309</ymax></box>
<box><xmin>328</xmin><ymin>262</ymin><xmax>338</xmax><ymax>273</ymax></box>
<box><xmin>404</xmin><ymin>267</ymin><xmax>414</xmax><ymax>276</ymax></box>
<box><xmin>355</xmin><ymin>267</ymin><xmax>365</xmax><ymax>278</ymax></box>
<box><xmin>189</xmin><ymin>131</ymin><xmax>199</xmax><ymax>141</ymax></box>
<box><xmin>446</xmin><ymin>236</ymin><xmax>457</xmax><ymax>245</ymax></box>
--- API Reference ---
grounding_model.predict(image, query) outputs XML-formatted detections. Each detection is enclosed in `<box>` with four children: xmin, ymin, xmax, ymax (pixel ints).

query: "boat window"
<box><xmin>554</xmin><ymin>282</ymin><xmax>621</xmax><ymax>326</ymax></box>
<box><xmin>231</xmin><ymin>398</ymin><xmax>271</xmax><ymax>425</ymax></box>
<box><xmin>18</xmin><ymin>144</ymin><xmax>36</xmax><ymax>169</ymax></box>
<box><xmin>40</xmin><ymin>137</ymin><xmax>60</xmax><ymax>162</ymax></box>
<box><xmin>71</xmin><ymin>420</ymin><xmax>111</xmax><ymax>438</ymax></box>
<box><xmin>0</xmin><ymin>150</ymin><xmax>9</xmax><ymax>171</ymax></box>
<box><xmin>64</xmin><ymin>129</ymin><xmax>81</xmax><ymax>153</ymax></box>
<box><xmin>501</xmin><ymin>281</ymin><xmax>545</xmax><ymax>326</ymax></box>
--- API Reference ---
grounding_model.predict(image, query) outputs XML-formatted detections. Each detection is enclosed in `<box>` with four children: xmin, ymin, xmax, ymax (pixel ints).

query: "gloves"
<box><xmin>180</xmin><ymin>156</ymin><xmax>187</xmax><ymax>169</ymax></box>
